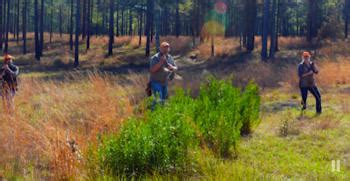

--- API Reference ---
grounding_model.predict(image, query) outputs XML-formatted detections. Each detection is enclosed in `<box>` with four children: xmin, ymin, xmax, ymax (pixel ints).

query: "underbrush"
<box><xmin>97</xmin><ymin>78</ymin><xmax>261</xmax><ymax>176</ymax></box>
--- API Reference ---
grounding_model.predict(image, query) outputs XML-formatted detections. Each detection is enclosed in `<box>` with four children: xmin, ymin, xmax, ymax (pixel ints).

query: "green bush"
<box><xmin>98</xmin><ymin>78</ymin><xmax>261</xmax><ymax>175</ymax></box>
<box><xmin>98</xmin><ymin>90</ymin><xmax>198</xmax><ymax>176</ymax></box>
<box><xmin>194</xmin><ymin>78</ymin><xmax>243</xmax><ymax>157</ymax></box>
<box><xmin>240</xmin><ymin>82</ymin><xmax>261</xmax><ymax>135</ymax></box>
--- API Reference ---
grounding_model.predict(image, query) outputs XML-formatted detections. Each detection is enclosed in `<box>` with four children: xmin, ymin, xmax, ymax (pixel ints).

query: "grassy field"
<box><xmin>0</xmin><ymin>34</ymin><xmax>349</xmax><ymax>180</ymax></box>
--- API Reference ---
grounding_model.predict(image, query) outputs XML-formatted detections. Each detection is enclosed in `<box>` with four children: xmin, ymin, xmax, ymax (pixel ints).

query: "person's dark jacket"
<box><xmin>298</xmin><ymin>62</ymin><xmax>318</xmax><ymax>88</ymax></box>
<box><xmin>1</xmin><ymin>63</ymin><xmax>19</xmax><ymax>92</ymax></box>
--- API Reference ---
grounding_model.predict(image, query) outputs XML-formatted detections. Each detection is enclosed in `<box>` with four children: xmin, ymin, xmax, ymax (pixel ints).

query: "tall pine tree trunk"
<box><xmin>307</xmin><ymin>0</ymin><xmax>317</xmax><ymax>42</ymax></box>
<box><xmin>59</xmin><ymin>5</ymin><xmax>63</xmax><ymax>37</ymax></box>
<box><xmin>22</xmin><ymin>0</ymin><xmax>27</xmax><ymax>54</ymax></box>
<box><xmin>4</xmin><ymin>0</ymin><xmax>10</xmax><ymax>53</ymax></box>
<box><xmin>86</xmin><ymin>0</ymin><xmax>91</xmax><ymax>50</ymax></box>
<box><xmin>16</xmin><ymin>0</ymin><xmax>20</xmax><ymax>43</ymax></box>
<box><xmin>138</xmin><ymin>10</ymin><xmax>143</xmax><ymax>47</ymax></box>
<box><xmin>116</xmin><ymin>3</ymin><xmax>119</xmax><ymax>37</ymax></box>
<box><xmin>108</xmin><ymin>0</ymin><xmax>114</xmax><ymax>56</ymax></box>
<box><xmin>175</xmin><ymin>0</ymin><xmax>180</xmax><ymax>37</ymax></box>
<box><xmin>261</xmin><ymin>0</ymin><xmax>270</xmax><ymax>60</ymax></box>
<box><xmin>69</xmin><ymin>0</ymin><xmax>74</xmax><ymax>50</ymax></box>
<box><xmin>129</xmin><ymin>10</ymin><xmax>133</xmax><ymax>36</ymax></box>
<box><xmin>269</xmin><ymin>0</ymin><xmax>278</xmax><ymax>58</ymax></box>
<box><xmin>0</xmin><ymin>0</ymin><xmax>3</xmax><ymax>50</ymax></box>
<box><xmin>344</xmin><ymin>0</ymin><xmax>350</xmax><ymax>38</ymax></box>
<box><xmin>145</xmin><ymin>0</ymin><xmax>154</xmax><ymax>57</ymax></box>
<box><xmin>74</xmin><ymin>0</ymin><xmax>80</xmax><ymax>68</ymax></box>
<box><xmin>34</xmin><ymin>0</ymin><xmax>40</xmax><ymax>59</ymax></box>
<box><xmin>49</xmin><ymin>0</ymin><xmax>53</xmax><ymax>43</ymax></box>
<box><xmin>244</xmin><ymin>0</ymin><xmax>257</xmax><ymax>52</ymax></box>
<box><xmin>39</xmin><ymin>0</ymin><xmax>44</xmax><ymax>57</ymax></box>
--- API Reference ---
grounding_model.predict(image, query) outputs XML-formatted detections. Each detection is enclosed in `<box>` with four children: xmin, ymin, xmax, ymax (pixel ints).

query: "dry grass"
<box><xmin>196</xmin><ymin>37</ymin><xmax>241</xmax><ymax>60</ymax></box>
<box><xmin>0</xmin><ymin>72</ymin><xmax>136</xmax><ymax>179</ymax></box>
<box><xmin>1</xmin><ymin>34</ymin><xmax>350</xmax><ymax>179</ymax></box>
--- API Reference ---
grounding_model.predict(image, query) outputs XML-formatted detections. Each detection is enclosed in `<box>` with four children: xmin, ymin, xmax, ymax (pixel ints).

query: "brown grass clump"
<box><xmin>0</xmin><ymin>72</ymin><xmax>134</xmax><ymax>179</ymax></box>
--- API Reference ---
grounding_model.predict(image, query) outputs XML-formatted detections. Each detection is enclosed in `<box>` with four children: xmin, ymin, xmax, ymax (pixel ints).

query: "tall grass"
<box><xmin>0</xmin><ymin>72</ymin><xmax>134</xmax><ymax>179</ymax></box>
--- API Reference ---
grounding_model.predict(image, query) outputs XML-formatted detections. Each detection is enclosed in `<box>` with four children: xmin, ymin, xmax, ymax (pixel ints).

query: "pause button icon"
<box><xmin>332</xmin><ymin>160</ymin><xmax>341</xmax><ymax>172</ymax></box>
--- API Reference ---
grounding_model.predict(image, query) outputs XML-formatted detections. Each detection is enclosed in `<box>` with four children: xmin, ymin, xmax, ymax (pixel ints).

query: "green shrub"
<box><xmin>194</xmin><ymin>78</ymin><xmax>243</xmax><ymax>157</ymax></box>
<box><xmin>98</xmin><ymin>78</ymin><xmax>261</xmax><ymax>175</ymax></box>
<box><xmin>240</xmin><ymin>82</ymin><xmax>261</xmax><ymax>135</ymax></box>
<box><xmin>98</xmin><ymin>90</ymin><xmax>198</xmax><ymax>176</ymax></box>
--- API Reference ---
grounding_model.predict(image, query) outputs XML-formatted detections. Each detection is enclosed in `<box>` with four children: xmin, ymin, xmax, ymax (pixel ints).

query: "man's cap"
<box><xmin>161</xmin><ymin>42</ymin><xmax>170</xmax><ymax>48</ymax></box>
<box><xmin>4</xmin><ymin>54</ymin><xmax>14</xmax><ymax>61</ymax></box>
<box><xmin>302</xmin><ymin>51</ymin><xmax>311</xmax><ymax>58</ymax></box>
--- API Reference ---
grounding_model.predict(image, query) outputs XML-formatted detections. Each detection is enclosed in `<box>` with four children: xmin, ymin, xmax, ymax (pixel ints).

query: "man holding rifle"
<box><xmin>149</xmin><ymin>42</ymin><xmax>178</xmax><ymax>107</ymax></box>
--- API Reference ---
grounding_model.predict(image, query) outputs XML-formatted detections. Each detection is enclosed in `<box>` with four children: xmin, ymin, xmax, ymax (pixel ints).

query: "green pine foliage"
<box><xmin>194</xmin><ymin>78</ymin><xmax>243</xmax><ymax>157</ymax></box>
<box><xmin>98</xmin><ymin>78</ymin><xmax>261</xmax><ymax>176</ymax></box>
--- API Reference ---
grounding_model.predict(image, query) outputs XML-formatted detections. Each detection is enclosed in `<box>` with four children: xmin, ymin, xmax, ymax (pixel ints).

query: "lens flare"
<box><xmin>202</xmin><ymin>21</ymin><xmax>225</xmax><ymax>36</ymax></box>
<box><xmin>214</xmin><ymin>1</ymin><xmax>228</xmax><ymax>14</ymax></box>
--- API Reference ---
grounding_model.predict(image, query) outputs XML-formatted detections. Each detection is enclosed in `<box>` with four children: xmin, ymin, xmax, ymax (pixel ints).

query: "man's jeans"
<box><xmin>151</xmin><ymin>81</ymin><xmax>168</xmax><ymax>109</ymax></box>
<box><xmin>300</xmin><ymin>86</ymin><xmax>322</xmax><ymax>114</ymax></box>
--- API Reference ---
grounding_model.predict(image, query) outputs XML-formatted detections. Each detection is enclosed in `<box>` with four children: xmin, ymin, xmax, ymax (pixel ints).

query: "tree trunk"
<box><xmin>0</xmin><ymin>0</ymin><xmax>3</xmax><ymax>50</ymax></box>
<box><xmin>261</xmin><ymin>0</ymin><xmax>270</xmax><ymax>60</ymax></box>
<box><xmin>129</xmin><ymin>9</ymin><xmax>133</xmax><ymax>36</ymax></box>
<box><xmin>16</xmin><ymin>0</ymin><xmax>20</xmax><ymax>43</ymax></box>
<box><xmin>345</xmin><ymin>0</ymin><xmax>350</xmax><ymax>38</ymax></box>
<box><xmin>74</xmin><ymin>0</ymin><xmax>80</xmax><ymax>68</ymax></box>
<box><xmin>244</xmin><ymin>0</ymin><xmax>257</xmax><ymax>52</ymax></box>
<box><xmin>49</xmin><ymin>0</ymin><xmax>53</xmax><ymax>43</ymax></box>
<box><xmin>116</xmin><ymin>3</ymin><xmax>119</xmax><ymax>36</ymax></box>
<box><xmin>269</xmin><ymin>0</ymin><xmax>278</xmax><ymax>58</ymax></box>
<box><xmin>307</xmin><ymin>0</ymin><xmax>317</xmax><ymax>42</ymax></box>
<box><xmin>34</xmin><ymin>0</ymin><xmax>40</xmax><ymax>59</ymax></box>
<box><xmin>155</xmin><ymin>8</ymin><xmax>160</xmax><ymax>52</ymax></box>
<box><xmin>4</xmin><ymin>0</ymin><xmax>10</xmax><ymax>53</ymax></box>
<box><xmin>108</xmin><ymin>0</ymin><xmax>114</xmax><ymax>56</ymax></box>
<box><xmin>59</xmin><ymin>5</ymin><xmax>63</xmax><ymax>37</ymax></box>
<box><xmin>22</xmin><ymin>0</ymin><xmax>27</xmax><ymax>54</ymax></box>
<box><xmin>138</xmin><ymin>9</ymin><xmax>143</xmax><ymax>47</ymax></box>
<box><xmin>145</xmin><ymin>0</ymin><xmax>154</xmax><ymax>57</ymax></box>
<box><xmin>82</xmin><ymin>0</ymin><xmax>87</xmax><ymax>39</ymax></box>
<box><xmin>39</xmin><ymin>0</ymin><xmax>44</xmax><ymax>57</ymax></box>
<box><xmin>70</xmin><ymin>0</ymin><xmax>74</xmax><ymax>50</ymax></box>
<box><xmin>121</xmin><ymin>9</ymin><xmax>124</xmax><ymax>35</ymax></box>
<box><xmin>175</xmin><ymin>0</ymin><xmax>180</xmax><ymax>37</ymax></box>
<box><xmin>86</xmin><ymin>0</ymin><xmax>91</xmax><ymax>50</ymax></box>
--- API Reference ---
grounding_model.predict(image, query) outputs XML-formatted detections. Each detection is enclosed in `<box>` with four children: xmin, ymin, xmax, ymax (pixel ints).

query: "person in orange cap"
<box><xmin>149</xmin><ymin>42</ymin><xmax>178</xmax><ymax>109</ymax></box>
<box><xmin>298</xmin><ymin>51</ymin><xmax>322</xmax><ymax>114</ymax></box>
<box><xmin>1</xmin><ymin>54</ymin><xmax>19</xmax><ymax>111</ymax></box>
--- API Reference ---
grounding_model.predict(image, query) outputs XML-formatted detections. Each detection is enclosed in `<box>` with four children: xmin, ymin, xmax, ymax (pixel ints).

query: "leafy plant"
<box><xmin>98</xmin><ymin>90</ymin><xmax>198</xmax><ymax>176</ymax></box>
<box><xmin>240</xmin><ymin>82</ymin><xmax>261</xmax><ymax>135</ymax></box>
<box><xmin>194</xmin><ymin>78</ymin><xmax>243</xmax><ymax>157</ymax></box>
<box><xmin>98</xmin><ymin>78</ymin><xmax>261</xmax><ymax>175</ymax></box>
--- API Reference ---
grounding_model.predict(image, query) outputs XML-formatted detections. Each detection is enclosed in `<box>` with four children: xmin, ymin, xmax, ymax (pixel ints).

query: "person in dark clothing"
<box><xmin>0</xmin><ymin>54</ymin><xmax>19</xmax><ymax>111</ymax></box>
<box><xmin>298</xmin><ymin>52</ymin><xmax>322</xmax><ymax>114</ymax></box>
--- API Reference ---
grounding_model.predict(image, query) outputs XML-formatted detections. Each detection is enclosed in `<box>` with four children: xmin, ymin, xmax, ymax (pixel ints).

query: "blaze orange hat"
<box><xmin>4</xmin><ymin>54</ymin><xmax>14</xmax><ymax>61</ymax></box>
<box><xmin>302</xmin><ymin>51</ymin><xmax>311</xmax><ymax>58</ymax></box>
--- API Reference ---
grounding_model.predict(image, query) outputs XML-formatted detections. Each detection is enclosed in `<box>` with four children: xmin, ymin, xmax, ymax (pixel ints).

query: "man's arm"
<box><xmin>312</xmin><ymin>63</ymin><xmax>319</xmax><ymax>74</ymax></box>
<box><xmin>150</xmin><ymin>56</ymin><xmax>166</xmax><ymax>73</ymax></box>
<box><xmin>166</xmin><ymin>56</ymin><xmax>178</xmax><ymax>71</ymax></box>
<box><xmin>302</xmin><ymin>71</ymin><xmax>314</xmax><ymax>77</ymax></box>
<box><xmin>5</xmin><ymin>65</ymin><xmax>19</xmax><ymax>76</ymax></box>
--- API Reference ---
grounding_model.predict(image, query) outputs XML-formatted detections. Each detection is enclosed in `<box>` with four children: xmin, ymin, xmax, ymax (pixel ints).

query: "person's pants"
<box><xmin>151</xmin><ymin>81</ymin><xmax>168</xmax><ymax>109</ymax></box>
<box><xmin>300</xmin><ymin>86</ymin><xmax>322</xmax><ymax>113</ymax></box>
